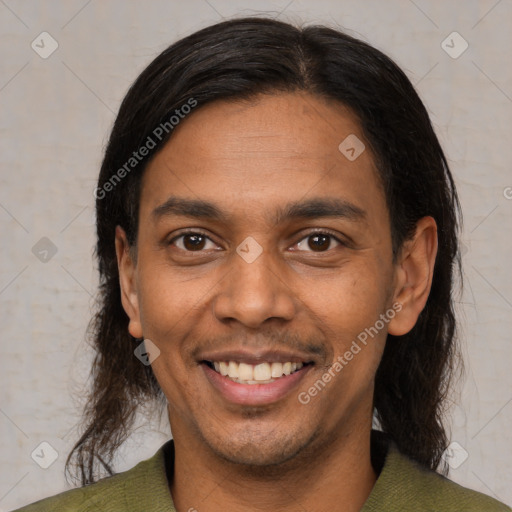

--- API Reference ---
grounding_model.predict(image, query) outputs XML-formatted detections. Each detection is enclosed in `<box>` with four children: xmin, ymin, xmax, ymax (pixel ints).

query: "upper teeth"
<box><xmin>212</xmin><ymin>361</ymin><xmax>304</xmax><ymax>383</ymax></box>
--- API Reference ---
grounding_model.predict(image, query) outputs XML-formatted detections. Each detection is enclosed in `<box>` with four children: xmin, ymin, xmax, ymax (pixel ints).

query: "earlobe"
<box><xmin>115</xmin><ymin>226</ymin><xmax>143</xmax><ymax>339</ymax></box>
<box><xmin>387</xmin><ymin>216</ymin><xmax>438</xmax><ymax>336</ymax></box>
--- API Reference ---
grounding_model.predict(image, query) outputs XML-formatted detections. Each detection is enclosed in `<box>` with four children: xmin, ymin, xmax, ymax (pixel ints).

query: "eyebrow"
<box><xmin>152</xmin><ymin>195</ymin><xmax>367</xmax><ymax>225</ymax></box>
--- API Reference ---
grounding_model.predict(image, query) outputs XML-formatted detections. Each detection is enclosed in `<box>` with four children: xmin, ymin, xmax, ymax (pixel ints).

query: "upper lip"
<box><xmin>199</xmin><ymin>349</ymin><xmax>317</xmax><ymax>366</ymax></box>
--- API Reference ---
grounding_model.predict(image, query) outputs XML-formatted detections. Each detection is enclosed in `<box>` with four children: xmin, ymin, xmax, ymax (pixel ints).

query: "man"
<box><xmin>15</xmin><ymin>16</ymin><xmax>511</xmax><ymax>512</ymax></box>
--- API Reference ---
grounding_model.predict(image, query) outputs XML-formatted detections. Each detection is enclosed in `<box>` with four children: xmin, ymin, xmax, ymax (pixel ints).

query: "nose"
<box><xmin>212</xmin><ymin>245</ymin><xmax>297</xmax><ymax>329</ymax></box>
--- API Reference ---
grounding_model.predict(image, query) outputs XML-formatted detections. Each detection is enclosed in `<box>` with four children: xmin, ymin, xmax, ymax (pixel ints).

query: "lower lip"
<box><xmin>202</xmin><ymin>363</ymin><xmax>313</xmax><ymax>406</ymax></box>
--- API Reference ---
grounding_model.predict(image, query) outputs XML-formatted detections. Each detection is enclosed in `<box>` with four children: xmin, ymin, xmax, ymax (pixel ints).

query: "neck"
<box><xmin>169</xmin><ymin>422</ymin><xmax>377</xmax><ymax>512</ymax></box>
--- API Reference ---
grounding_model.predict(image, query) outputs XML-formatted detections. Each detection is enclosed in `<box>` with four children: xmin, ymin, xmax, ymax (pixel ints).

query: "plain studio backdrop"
<box><xmin>1</xmin><ymin>1</ymin><xmax>511</xmax><ymax>510</ymax></box>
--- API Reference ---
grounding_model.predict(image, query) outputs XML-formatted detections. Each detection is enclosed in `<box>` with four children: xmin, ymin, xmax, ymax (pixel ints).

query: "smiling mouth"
<box><xmin>203</xmin><ymin>360</ymin><xmax>313</xmax><ymax>385</ymax></box>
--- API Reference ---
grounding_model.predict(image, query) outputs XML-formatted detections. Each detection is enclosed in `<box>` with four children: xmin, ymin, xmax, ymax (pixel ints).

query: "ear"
<box><xmin>115</xmin><ymin>225</ymin><xmax>143</xmax><ymax>339</ymax></box>
<box><xmin>387</xmin><ymin>216</ymin><xmax>438</xmax><ymax>336</ymax></box>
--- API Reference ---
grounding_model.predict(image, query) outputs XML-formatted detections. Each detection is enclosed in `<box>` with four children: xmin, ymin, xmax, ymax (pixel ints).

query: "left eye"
<box><xmin>293</xmin><ymin>232</ymin><xmax>342</xmax><ymax>253</ymax></box>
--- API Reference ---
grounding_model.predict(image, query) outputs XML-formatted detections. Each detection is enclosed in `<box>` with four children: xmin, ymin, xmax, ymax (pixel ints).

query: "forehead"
<box><xmin>140</xmin><ymin>92</ymin><xmax>386</xmax><ymax>229</ymax></box>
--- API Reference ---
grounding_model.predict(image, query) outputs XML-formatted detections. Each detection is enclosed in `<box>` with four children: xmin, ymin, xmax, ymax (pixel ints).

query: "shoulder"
<box><xmin>404</xmin><ymin>464</ymin><xmax>511</xmax><ymax>511</ymax></box>
<box><xmin>364</xmin><ymin>439</ymin><xmax>511</xmax><ymax>511</ymax></box>
<box><xmin>11</xmin><ymin>441</ymin><xmax>175</xmax><ymax>512</ymax></box>
<box><xmin>11</xmin><ymin>472</ymin><xmax>127</xmax><ymax>512</ymax></box>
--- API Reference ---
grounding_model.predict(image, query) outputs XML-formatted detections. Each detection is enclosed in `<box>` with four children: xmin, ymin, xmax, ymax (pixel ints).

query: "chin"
<box><xmin>200</xmin><ymin>424</ymin><xmax>319</xmax><ymax>469</ymax></box>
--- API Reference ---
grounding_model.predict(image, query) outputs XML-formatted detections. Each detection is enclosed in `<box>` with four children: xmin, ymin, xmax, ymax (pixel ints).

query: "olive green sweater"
<box><xmin>12</xmin><ymin>432</ymin><xmax>511</xmax><ymax>511</ymax></box>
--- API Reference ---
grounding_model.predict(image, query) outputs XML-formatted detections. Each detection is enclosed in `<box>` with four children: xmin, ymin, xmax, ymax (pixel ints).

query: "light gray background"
<box><xmin>1</xmin><ymin>0</ymin><xmax>511</xmax><ymax>510</ymax></box>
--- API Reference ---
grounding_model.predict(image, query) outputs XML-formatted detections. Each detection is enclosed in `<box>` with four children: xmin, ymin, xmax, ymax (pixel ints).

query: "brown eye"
<box><xmin>169</xmin><ymin>231</ymin><xmax>217</xmax><ymax>252</ymax></box>
<box><xmin>182</xmin><ymin>234</ymin><xmax>206</xmax><ymax>251</ymax></box>
<box><xmin>294</xmin><ymin>232</ymin><xmax>342</xmax><ymax>253</ymax></box>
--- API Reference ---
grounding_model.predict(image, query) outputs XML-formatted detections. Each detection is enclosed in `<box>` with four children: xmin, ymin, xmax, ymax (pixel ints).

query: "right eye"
<box><xmin>168</xmin><ymin>230</ymin><xmax>220</xmax><ymax>252</ymax></box>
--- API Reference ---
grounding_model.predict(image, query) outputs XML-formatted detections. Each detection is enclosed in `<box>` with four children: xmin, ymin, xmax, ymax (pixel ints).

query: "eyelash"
<box><xmin>168</xmin><ymin>229</ymin><xmax>346</xmax><ymax>253</ymax></box>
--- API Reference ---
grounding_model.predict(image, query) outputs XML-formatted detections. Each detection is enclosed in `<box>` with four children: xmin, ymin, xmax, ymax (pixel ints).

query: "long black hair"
<box><xmin>66</xmin><ymin>16</ymin><xmax>462</xmax><ymax>485</ymax></box>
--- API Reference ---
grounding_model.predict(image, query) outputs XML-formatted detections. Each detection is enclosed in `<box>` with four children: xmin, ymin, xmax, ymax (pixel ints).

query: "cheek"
<box><xmin>135</xmin><ymin>264</ymin><xmax>202</xmax><ymax>398</ymax></box>
<box><xmin>304</xmin><ymin>262</ymin><xmax>389</xmax><ymax>331</ymax></box>
<box><xmin>136</xmin><ymin>258</ymin><xmax>208</xmax><ymax>333</ymax></box>
<box><xmin>150</xmin><ymin>356</ymin><xmax>201</xmax><ymax>422</ymax></box>
<box><xmin>300</xmin><ymin>261</ymin><xmax>391</xmax><ymax>378</ymax></box>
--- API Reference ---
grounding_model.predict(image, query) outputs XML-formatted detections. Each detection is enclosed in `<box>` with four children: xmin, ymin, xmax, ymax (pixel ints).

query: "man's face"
<box><xmin>122</xmin><ymin>92</ymin><xmax>401</xmax><ymax>467</ymax></box>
